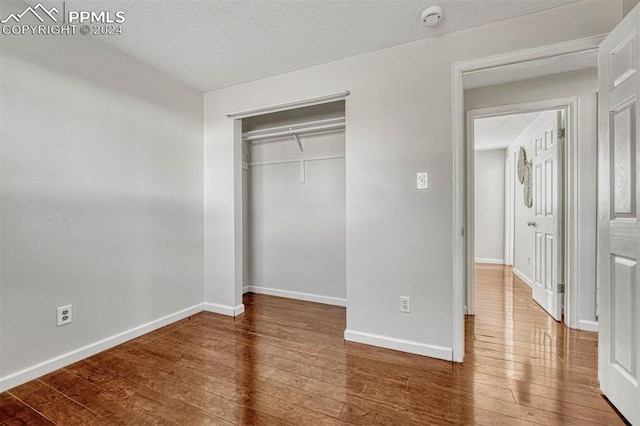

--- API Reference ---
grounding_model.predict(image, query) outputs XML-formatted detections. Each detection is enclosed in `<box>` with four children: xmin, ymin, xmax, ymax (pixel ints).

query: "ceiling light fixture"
<box><xmin>421</xmin><ymin>5</ymin><xmax>443</xmax><ymax>26</ymax></box>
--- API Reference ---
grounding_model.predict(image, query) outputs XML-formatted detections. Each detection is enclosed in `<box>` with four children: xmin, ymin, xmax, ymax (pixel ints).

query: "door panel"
<box><xmin>598</xmin><ymin>6</ymin><xmax>640</xmax><ymax>423</ymax></box>
<box><xmin>531</xmin><ymin>111</ymin><xmax>563</xmax><ymax>321</ymax></box>
<box><xmin>612</xmin><ymin>255</ymin><xmax>637</xmax><ymax>379</ymax></box>
<box><xmin>612</xmin><ymin>100</ymin><xmax>637</xmax><ymax>218</ymax></box>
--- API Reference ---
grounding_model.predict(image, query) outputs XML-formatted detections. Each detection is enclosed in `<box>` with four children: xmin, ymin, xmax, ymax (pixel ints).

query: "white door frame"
<box><xmin>504</xmin><ymin>153</ymin><xmax>515</xmax><ymax>268</ymax></box>
<box><xmin>466</xmin><ymin>99</ymin><xmax>576</xmax><ymax>318</ymax></box>
<box><xmin>452</xmin><ymin>34</ymin><xmax>604</xmax><ymax>362</ymax></box>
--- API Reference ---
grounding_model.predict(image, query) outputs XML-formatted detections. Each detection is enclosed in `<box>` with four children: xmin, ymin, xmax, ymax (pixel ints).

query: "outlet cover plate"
<box><xmin>400</xmin><ymin>296</ymin><xmax>410</xmax><ymax>313</ymax></box>
<box><xmin>57</xmin><ymin>304</ymin><xmax>73</xmax><ymax>326</ymax></box>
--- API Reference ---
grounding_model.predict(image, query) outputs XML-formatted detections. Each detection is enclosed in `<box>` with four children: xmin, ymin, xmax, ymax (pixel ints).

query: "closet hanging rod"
<box><xmin>243</xmin><ymin>117</ymin><xmax>345</xmax><ymax>142</ymax></box>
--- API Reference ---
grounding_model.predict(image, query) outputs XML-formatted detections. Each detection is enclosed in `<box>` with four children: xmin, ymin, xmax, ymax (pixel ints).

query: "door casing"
<box><xmin>452</xmin><ymin>35</ymin><xmax>604</xmax><ymax>362</ymax></box>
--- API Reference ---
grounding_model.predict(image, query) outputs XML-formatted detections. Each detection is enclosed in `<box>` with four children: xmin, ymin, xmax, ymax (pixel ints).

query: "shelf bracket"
<box><xmin>291</xmin><ymin>130</ymin><xmax>304</xmax><ymax>152</ymax></box>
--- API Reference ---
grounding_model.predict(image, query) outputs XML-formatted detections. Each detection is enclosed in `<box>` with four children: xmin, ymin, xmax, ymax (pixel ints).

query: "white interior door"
<box><xmin>598</xmin><ymin>6</ymin><xmax>640</xmax><ymax>424</ymax></box>
<box><xmin>531</xmin><ymin>111</ymin><xmax>564</xmax><ymax>321</ymax></box>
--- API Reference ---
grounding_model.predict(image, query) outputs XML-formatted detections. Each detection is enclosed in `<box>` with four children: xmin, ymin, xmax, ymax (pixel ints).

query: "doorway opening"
<box><xmin>227</xmin><ymin>92</ymin><xmax>350</xmax><ymax>321</ymax></box>
<box><xmin>451</xmin><ymin>37</ymin><xmax>603</xmax><ymax>362</ymax></box>
<box><xmin>471</xmin><ymin>108</ymin><xmax>567</xmax><ymax>322</ymax></box>
<box><xmin>241</xmin><ymin>101</ymin><xmax>346</xmax><ymax>307</ymax></box>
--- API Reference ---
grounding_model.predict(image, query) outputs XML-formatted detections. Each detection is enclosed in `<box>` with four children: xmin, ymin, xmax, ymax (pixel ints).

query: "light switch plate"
<box><xmin>417</xmin><ymin>172</ymin><xmax>428</xmax><ymax>189</ymax></box>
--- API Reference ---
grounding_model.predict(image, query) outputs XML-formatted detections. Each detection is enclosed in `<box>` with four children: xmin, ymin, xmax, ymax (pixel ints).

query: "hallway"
<box><xmin>468</xmin><ymin>264</ymin><xmax>626</xmax><ymax>424</ymax></box>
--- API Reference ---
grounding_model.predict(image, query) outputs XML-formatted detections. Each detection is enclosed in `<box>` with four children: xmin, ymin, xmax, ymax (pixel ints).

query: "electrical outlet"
<box><xmin>57</xmin><ymin>305</ymin><xmax>72</xmax><ymax>326</ymax></box>
<box><xmin>527</xmin><ymin>256</ymin><xmax>531</xmax><ymax>265</ymax></box>
<box><xmin>400</xmin><ymin>296</ymin><xmax>410</xmax><ymax>313</ymax></box>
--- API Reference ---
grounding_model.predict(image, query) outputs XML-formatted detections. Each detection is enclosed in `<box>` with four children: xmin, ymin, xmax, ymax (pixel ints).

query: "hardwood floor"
<box><xmin>0</xmin><ymin>265</ymin><xmax>628</xmax><ymax>425</ymax></box>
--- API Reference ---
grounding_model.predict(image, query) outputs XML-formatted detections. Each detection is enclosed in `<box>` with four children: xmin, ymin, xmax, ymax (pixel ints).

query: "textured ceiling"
<box><xmin>30</xmin><ymin>0</ymin><xmax>578</xmax><ymax>91</ymax></box>
<box><xmin>474</xmin><ymin>112</ymin><xmax>541</xmax><ymax>151</ymax></box>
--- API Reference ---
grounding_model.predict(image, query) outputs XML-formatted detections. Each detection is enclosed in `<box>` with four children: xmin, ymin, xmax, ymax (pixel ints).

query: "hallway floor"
<box><xmin>0</xmin><ymin>267</ymin><xmax>628</xmax><ymax>424</ymax></box>
<box><xmin>468</xmin><ymin>263</ymin><xmax>626</xmax><ymax>425</ymax></box>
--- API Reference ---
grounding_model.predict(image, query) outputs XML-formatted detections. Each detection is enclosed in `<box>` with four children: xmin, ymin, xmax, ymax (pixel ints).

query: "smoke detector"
<box><xmin>421</xmin><ymin>5</ymin><xmax>443</xmax><ymax>26</ymax></box>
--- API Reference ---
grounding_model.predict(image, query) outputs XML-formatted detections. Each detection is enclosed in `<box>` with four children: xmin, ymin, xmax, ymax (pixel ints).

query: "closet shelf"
<box><xmin>243</xmin><ymin>117</ymin><xmax>345</xmax><ymax>143</ymax></box>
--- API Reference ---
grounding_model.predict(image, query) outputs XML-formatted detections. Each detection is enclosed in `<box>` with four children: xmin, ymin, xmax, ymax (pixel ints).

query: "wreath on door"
<box><xmin>517</xmin><ymin>146</ymin><xmax>533</xmax><ymax>208</ymax></box>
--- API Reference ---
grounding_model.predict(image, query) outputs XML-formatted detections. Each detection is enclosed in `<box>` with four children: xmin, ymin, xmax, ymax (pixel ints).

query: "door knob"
<box><xmin>527</xmin><ymin>221</ymin><xmax>537</xmax><ymax>227</ymax></box>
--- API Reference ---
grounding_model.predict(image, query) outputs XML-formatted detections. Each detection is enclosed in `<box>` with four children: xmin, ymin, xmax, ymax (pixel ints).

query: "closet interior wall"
<box><xmin>242</xmin><ymin>101</ymin><xmax>346</xmax><ymax>305</ymax></box>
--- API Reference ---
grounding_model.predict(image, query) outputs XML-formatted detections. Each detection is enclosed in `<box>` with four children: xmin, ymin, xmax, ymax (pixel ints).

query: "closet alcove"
<box><xmin>241</xmin><ymin>100</ymin><xmax>346</xmax><ymax>306</ymax></box>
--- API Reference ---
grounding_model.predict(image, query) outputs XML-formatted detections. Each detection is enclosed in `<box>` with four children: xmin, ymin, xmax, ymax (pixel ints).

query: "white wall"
<box><xmin>465</xmin><ymin>69</ymin><xmax>599</xmax><ymax>328</ymax></box>
<box><xmin>474</xmin><ymin>150</ymin><xmax>505</xmax><ymax>264</ymax></box>
<box><xmin>247</xmin><ymin>131</ymin><xmax>346</xmax><ymax>304</ymax></box>
<box><xmin>0</xmin><ymin>4</ymin><xmax>204</xmax><ymax>389</ymax></box>
<box><xmin>204</xmin><ymin>2</ymin><xmax>619</xmax><ymax>360</ymax></box>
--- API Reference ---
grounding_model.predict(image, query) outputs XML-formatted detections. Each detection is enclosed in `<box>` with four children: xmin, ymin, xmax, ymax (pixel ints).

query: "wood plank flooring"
<box><xmin>0</xmin><ymin>264</ymin><xmax>628</xmax><ymax>425</ymax></box>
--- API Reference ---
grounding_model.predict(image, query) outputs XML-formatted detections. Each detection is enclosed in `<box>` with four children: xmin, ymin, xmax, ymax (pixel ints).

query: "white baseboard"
<box><xmin>512</xmin><ymin>268</ymin><xmax>533</xmax><ymax>287</ymax></box>
<box><xmin>204</xmin><ymin>302</ymin><xmax>245</xmax><ymax>316</ymax></box>
<box><xmin>242</xmin><ymin>285</ymin><xmax>250</xmax><ymax>294</ymax></box>
<box><xmin>344</xmin><ymin>329</ymin><xmax>452</xmax><ymax>361</ymax></box>
<box><xmin>246</xmin><ymin>285</ymin><xmax>346</xmax><ymax>307</ymax></box>
<box><xmin>578</xmin><ymin>319</ymin><xmax>599</xmax><ymax>332</ymax></box>
<box><xmin>0</xmin><ymin>303</ymin><xmax>204</xmax><ymax>393</ymax></box>
<box><xmin>475</xmin><ymin>258</ymin><xmax>504</xmax><ymax>265</ymax></box>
